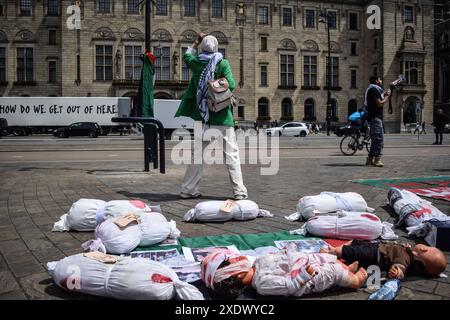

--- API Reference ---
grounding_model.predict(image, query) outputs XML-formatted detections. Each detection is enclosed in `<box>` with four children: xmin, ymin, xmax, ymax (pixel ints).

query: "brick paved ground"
<box><xmin>0</xmin><ymin>136</ymin><xmax>449</xmax><ymax>300</ymax></box>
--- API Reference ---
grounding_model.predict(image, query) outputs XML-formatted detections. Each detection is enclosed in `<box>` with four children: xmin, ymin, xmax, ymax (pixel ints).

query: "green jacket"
<box><xmin>175</xmin><ymin>51</ymin><xmax>235</xmax><ymax>126</ymax></box>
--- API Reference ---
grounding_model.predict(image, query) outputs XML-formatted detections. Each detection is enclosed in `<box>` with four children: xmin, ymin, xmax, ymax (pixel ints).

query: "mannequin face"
<box><xmin>227</xmin><ymin>256</ymin><xmax>254</xmax><ymax>285</ymax></box>
<box><xmin>234</xmin><ymin>267</ymin><xmax>254</xmax><ymax>285</ymax></box>
<box><xmin>412</xmin><ymin>244</ymin><xmax>446</xmax><ymax>276</ymax></box>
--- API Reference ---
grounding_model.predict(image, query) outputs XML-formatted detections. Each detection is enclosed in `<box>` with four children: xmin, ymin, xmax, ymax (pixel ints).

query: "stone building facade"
<box><xmin>434</xmin><ymin>0</ymin><xmax>450</xmax><ymax>117</ymax></box>
<box><xmin>0</xmin><ymin>0</ymin><xmax>436</xmax><ymax>132</ymax></box>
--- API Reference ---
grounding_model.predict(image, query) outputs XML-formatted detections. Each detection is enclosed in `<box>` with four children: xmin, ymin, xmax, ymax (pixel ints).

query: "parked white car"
<box><xmin>265</xmin><ymin>122</ymin><xmax>310</xmax><ymax>137</ymax></box>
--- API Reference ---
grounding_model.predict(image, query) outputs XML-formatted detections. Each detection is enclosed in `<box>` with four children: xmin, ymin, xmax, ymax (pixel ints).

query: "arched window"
<box><xmin>304</xmin><ymin>98</ymin><xmax>315</xmax><ymax>120</ymax></box>
<box><xmin>403</xmin><ymin>97</ymin><xmax>420</xmax><ymax>124</ymax></box>
<box><xmin>405</xmin><ymin>61</ymin><xmax>419</xmax><ymax>85</ymax></box>
<box><xmin>258</xmin><ymin>97</ymin><xmax>269</xmax><ymax>118</ymax></box>
<box><xmin>154</xmin><ymin>91</ymin><xmax>173</xmax><ymax>99</ymax></box>
<box><xmin>348</xmin><ymin>99</ymin><xmax>357</xmax><ymax>116</ymax></box>
<box><xmin>281</xmin><ymin>98</ymin><xmax>293</xmax><ymax>118</ymax></box>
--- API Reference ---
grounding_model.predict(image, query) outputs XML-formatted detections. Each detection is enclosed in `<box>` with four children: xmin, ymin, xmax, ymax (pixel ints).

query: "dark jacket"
<box><xmin>378</xmin><ymin>243</ymin><xmax>425</xmax><ymax>276</ymax></box>
<box><xmin>432</xmin><ymin>113</ymin><xmax>450</xmax><ymax>129</ymax></box>
<box><xmin>175</xmin><ymin>50</ymin><xmax>235</xmax><ymax>126</ymax></box>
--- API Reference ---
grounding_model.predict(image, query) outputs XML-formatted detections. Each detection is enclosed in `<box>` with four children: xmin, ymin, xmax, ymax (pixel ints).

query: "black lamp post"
<box><xmin>145</xmin><ymin>0</ymin><xmax>152</xmax><ymax>51</ymax></box>
<box><xmin>319</xmin><ymin>11</ymin><xmax>332</xmax><ymax>136</ymax></box>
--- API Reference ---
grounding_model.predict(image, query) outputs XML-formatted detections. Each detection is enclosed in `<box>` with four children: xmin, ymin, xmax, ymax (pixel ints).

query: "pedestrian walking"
<box><xmin>421</xmin><ymin>121</ymin><xmax>426</xmax><ymax>134</ymax></box>
<box><xmin>413</xmin><ymin>122</ymin><xmax>421</xmax><ymax>135</ymax></box>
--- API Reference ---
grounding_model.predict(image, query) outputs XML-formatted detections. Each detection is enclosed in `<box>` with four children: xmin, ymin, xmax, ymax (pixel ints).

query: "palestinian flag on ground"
<box><xmin>136</xmin><ymin>50</ymin><xmax>156</xmax><ymax>117</ymax></box>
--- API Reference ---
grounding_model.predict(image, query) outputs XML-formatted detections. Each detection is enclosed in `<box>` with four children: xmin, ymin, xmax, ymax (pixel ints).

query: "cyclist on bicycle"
<box><xmin>348</xmin><ymin>108</ymin><xmax>369</xmax><ymax>138</ymax></box>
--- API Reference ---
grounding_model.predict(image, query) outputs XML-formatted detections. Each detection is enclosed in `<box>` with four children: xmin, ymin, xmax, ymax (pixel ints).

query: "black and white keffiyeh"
<box><xmin>196</xmin><ymin>52</ymin><xmax>223</xmax><ymax>123</ymax></box>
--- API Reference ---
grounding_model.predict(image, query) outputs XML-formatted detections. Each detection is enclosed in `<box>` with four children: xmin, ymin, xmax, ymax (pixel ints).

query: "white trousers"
<box><xmin>180</xmin><ymin>124</ymin><xmax>248</xmax><ymax>197</ymax></box>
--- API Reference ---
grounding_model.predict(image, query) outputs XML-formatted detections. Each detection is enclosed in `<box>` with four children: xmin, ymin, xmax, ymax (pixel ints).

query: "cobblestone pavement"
<box><xmin>0</xmin><ymin>134</ymin><xmax>449</xmax><ymax>300</ymax></box>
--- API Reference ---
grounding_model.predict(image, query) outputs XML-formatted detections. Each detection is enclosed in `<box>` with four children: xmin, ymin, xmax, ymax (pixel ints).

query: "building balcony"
<box><xmin>322</xmin><ymin>86</ymin><xmax>342</xmax><ymax>91</ymax></box>
<box><xmin>112</xmin><ymin>79</ymin><xmax>140</xmax><ymax>88</ymax></box>
<box><xmin>277</xmin><ymin>85</ymin><xmax>298</xmax><ymax>90</ymax></box>
<box><xmin>13</xmin><ymin>81</ymin><xmax>37</xmax><ymax>86</ymax></box>
<box><xmin>399</xmin><ymin>84</ymin><xmax>427</xmax><ymax>94</ymax></box>
<box><xmin>301</xmin><ymin>86</ymin><xmax>320</xmax><ymax>90</ymax></box>
<box><xmin>112</xmin><ymin>79</ymin><xmax>189</xmax><ymax>90</ymax></box>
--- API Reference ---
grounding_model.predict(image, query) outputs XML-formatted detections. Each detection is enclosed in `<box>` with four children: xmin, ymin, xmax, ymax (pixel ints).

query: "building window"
<box><xmin>282</xmin><ymin>8</ymin><xmax>292</xmax><ymax>26</ymax></box>
<box><xmin>281</xmin><ymin>98</ymin><xmax>293</xmax><ymax>118</ymax></box>
<box><xmin>303</xmin><ymin>56</ymin><xmax>317</xmax><ymax>87</ymax></box>
<box><xmin>280</xmin><ymin>54</ymin><xmax>294</xmax><ymax>87</ymax></box>
<box><xmin>48</xmin><ymin>29</ymin><xmax>57</xmax><ymax>45</ymax></box>
<box><xmin>350</xmin><ymin>69</ymin><xmax>357</xmax><ymax>89</ymax></box>
<box><xmin>20</xmin><ymin>0</ymin><xmax>32</xmax><ymax>16</ymax></box>
<box><xmin>327</xmin><ymin>11</ymin><xmax>337</xmax><ymax>29</ymax></box>
<box><xmin>260</xmin><ymin>36</ymin><xmax>267</xmax><ymax>51</ymax></box>
<box><xmin>304</xmin><ymin>98</ymin><xmax>315</xmax><ymax>119</ymax></box>
<box><xmin>212</xmin><ymin>0</ymin><xmax>223</xmax><ymax>18</ymax></box>
<box><xmin>238</xmin><ymin>105</ymin><xmax>244</xmax><ymax>119</ymax></box>
<box><xmin>0</xmin><ymin>0</ymin><xmax>5</xmax><ymax>16</ymax></box>
<box><xmin>373</xmin><ymin>65</ymin><xmax>378</xmax><ymax>77</ymax></box>
<box><xmin>443</xmin><ymin>64</ymin><xmax>449</xmax><ymax>101</ymax></box>
<box><xmin>305</xmin><ymin>9</ymin><xmax>315</xmax><ymax>28</ymax></box>
<box><xmin>260</xmin><ymin>65</ymin><xmax>268</xmax><ymax>86</ymax></box>
<box><xmin>184</xmin><ymin>0</ymin><xmax>195</xmax><ymax>17</ymax></box>
<box><xmin>48</xmin><ymin>60</ymin><xmax>57</xmax><ymax>83</ymax></box>
<box><xmin>47</xmin><ymin>0</ymin><xmax>59</xmax><ymax>16</ymax></box>
<box><xmin>350</xmin><ymin>42</ymin><xmax>357</xmax><ymax>56</ymax></box>
<box><xmin>258</xmin><ymin>6</ymin><xmax>269</xmax><ymax>25</ymax></box>
<box><xmin>156</xmin><ymin>0</ymin><xmax>167</xmax><ymax>16</ymax></box>
<box><xmin>154</xmin><ymin>46</ymin><xmax>170</xmax><ymax>80</ymax></box>
<box><xmin>181</xmin><ymin>47</ymin><xmax>191</xmax><ymax>81</ymax></box>
<box><xmin>127</xmin><ymin>0</ymin><xmax>140</xmax><ymax>14</ymax></box>
<box><xmin>326</xmin><ymin>57</ymin><xmax>339</xmax><ymax>88</ymax></box>
<box><xmin>404</xmin><ymin>61</ymin><xmax>419</xmax><ymax>85</ymax></box>
<box><xmin>373</xmin><ymin>37</ymin><xmax>378</xmax><ymax>50</ymax></box>
<box><xmin>330</xmin><ymin>99</ymin><xmax>338</xmax><ymax>119</ymax></box>
<box><xmin>17</xmin><ymin>48</ymin><xmax>33</xmax><ymax>82</ymax></box>
<box><xmin>404</xmin><ymin>6</ymin><xmax>414</xmax><ymax>23</ymax></box>
<box><xmin>0</xmin><ymin>47</ymin><xmax>5</xmax><ymax>82</ymax></box>
<box><xmin>125</xmin><ymin>46</ymin><xmax>142</xmax><ymax>80</ymax></box>
<box><xmin>95</xmin><ymin>45</ymin><xmax>113</xmax><ymax>81</ymax></box>
<box><xmin>348</xmin><ymin>99</ymin><xmax>357</xmax><ymax>116</ymax></box>
<box><xmin>258</xmin><ymin>98</ymin><xmax>269</xmax><ymax>118</ymax></box>
<box><xmin>348</xmin><ymin>12</ymin><xmax>358</xmax><ymax>30</ymax></box>
<box><xmin>98</xmin><ymin>0</ymin><xmax>111</xmax><ymax>13</ymax></box>
<box><xmin>218</xmin><ymin>48</ymin><xmax>226</xmax><ymax>58</ymax></box>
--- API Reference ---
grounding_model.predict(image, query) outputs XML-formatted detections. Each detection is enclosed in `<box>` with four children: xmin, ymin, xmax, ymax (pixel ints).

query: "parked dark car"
<box><xmin>0</xmin><ymin>118</ymin><xmax>8</xmax><ymax>138</ymax></box>
<box><xmin>53</xmin><ymin>122</ymin><xmax>101</xmax><ymax>138</ymax></box>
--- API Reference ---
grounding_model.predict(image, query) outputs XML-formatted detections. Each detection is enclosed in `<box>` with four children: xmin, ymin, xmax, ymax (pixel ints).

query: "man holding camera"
<box><xmin>365</xmin><ymin>76</ymin><xmax>391</xmax><ymax>167</ymax></box>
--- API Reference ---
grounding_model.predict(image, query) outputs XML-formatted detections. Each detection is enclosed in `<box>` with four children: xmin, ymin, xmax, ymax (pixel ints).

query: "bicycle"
<box><xmin>340</xmin><ymin>131</ymin><xmax>371</xmax><ymax>155</ymax></box>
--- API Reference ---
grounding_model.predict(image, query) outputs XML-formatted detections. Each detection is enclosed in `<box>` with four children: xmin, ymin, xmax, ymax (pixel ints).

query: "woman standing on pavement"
<box><xmin>175</xmin><ymin>33</ymin><xmax>248</xmax><ymax>200</ymax></box>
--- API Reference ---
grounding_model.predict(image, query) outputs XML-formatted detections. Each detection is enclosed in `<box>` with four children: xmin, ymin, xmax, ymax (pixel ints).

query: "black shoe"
<box><xmin>180</xmin><ymin>193</ymin><xmax>202</xmax><ymax>199</ymax></box>
<box><xmin>432</xmin><ymin>142</ymin><xmax>438</xmax><ymax>145</ymax></box>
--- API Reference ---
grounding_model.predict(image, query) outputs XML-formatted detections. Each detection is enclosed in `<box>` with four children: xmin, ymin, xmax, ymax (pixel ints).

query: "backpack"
<box><xmin>348</xmin><ymin>111</ymin><xmax>366</xmax><ymax>124</ymax></box>
<box><xmin>207</xmin><ymin>77</ymin><xmax>237</xmax><ymax>112</ymax></box>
